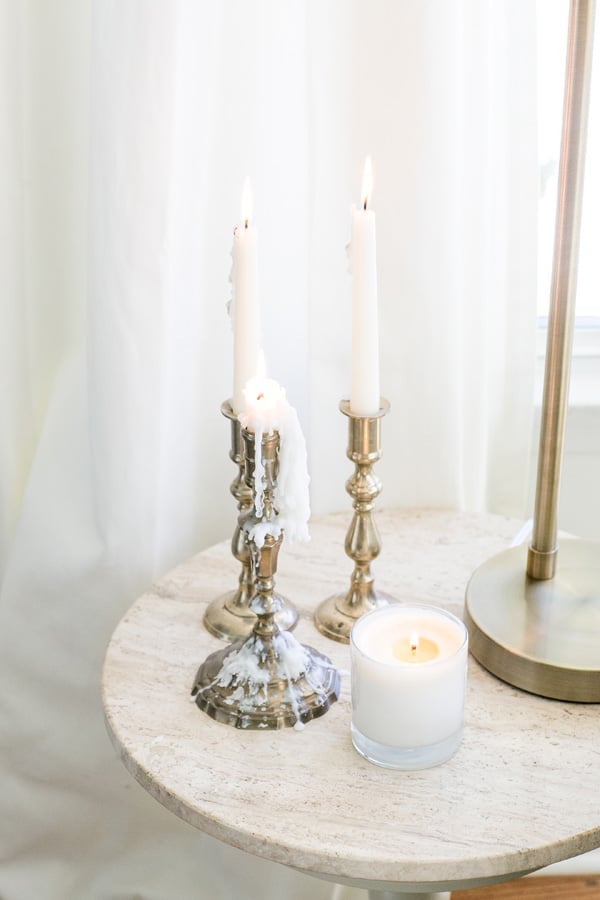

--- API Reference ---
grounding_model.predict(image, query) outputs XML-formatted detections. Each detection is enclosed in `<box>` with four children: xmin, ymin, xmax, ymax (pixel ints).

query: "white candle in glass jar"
<box><xmin>350</xmin><ymin>605</ymin><xmax>468</xmax><ymax>769</ymax></box>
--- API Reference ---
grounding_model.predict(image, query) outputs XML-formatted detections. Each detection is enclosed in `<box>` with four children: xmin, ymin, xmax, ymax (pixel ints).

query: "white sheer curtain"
<box><xmin>0</xmin><ymin>1</ymin><xmax>536</xmax><ymax>898</ymax></box>
<box><xmin>307</xmin><ymin>1</ymin><xmax>537</xmax><ymax>517</ymax></box>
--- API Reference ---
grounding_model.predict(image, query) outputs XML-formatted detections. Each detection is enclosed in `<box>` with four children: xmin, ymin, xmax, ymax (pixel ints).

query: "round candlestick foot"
<box><xmin>314</xmin><ymin>590</ymin><xmax>396</xmax><ymax>644</ymax></box>
<box><xmin>203</xmin><ymin>590</ymin><xmax>298</xmax><ymax>642</ymax></box>
<box><xmin>464</xmin><ymin>538</ymin><xmax>600</xmax><ymax>702</ymax></box>
<box><xmin>191</xmin><ymin>632</ymin><xmax>340</xmax><ymax>730</ymax></box>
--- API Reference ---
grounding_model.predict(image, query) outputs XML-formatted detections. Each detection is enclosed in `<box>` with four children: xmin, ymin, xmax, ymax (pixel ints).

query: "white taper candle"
<box><xmin>350</xmin><ymin>157</ymin><xmax>380</xmax><ymax>416</ymax></box>
<box><xmin>231</xmin><ymin>177</ymin><xmax>261</xmax><ymax>415</ymax></box>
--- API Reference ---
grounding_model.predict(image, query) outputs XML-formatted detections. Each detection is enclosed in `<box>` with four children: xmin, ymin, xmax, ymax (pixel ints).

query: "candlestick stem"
<box><xmin>314</xmin><ymin>399</ymin><xmax>396</xmax><ymax>643</ymax></box>
<box><xmin>203</xmin><ymin>400</ymin><xmax>298</xmax><ymax>641</ymax></box>
<box><xmin>193</xmin><ymin>428</ymin><xmax>340</xmax><ymax>729</ymax></box>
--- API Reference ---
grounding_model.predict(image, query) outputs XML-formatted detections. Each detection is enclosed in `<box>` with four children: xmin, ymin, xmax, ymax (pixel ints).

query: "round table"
<box><xmin>102</xmin><ymin>510</ymin><xmax>600</xmax><ymax>899</ymax></box>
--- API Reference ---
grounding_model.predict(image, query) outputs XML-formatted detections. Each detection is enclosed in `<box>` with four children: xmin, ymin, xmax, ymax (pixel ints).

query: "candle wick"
<box><xmin>244</xmin><ymin>218</ymin><xmax>249</xmax><ymax>229</ymax></box>
<box><xmin>257</xmin><ymin>392</ymin><xmax>264</xmax><ymax>401</ymax></box>
<box><xmin>363</xmin><ymin>198</ymin><xmax>367</xmax><ymax>211</ymax></box>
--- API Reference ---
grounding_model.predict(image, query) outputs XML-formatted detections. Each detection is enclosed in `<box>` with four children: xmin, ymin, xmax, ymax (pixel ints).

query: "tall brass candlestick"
<box><xmin>193</xmin><ymin>427</ymin><xmax>340</xmax><ymax>729</ymax></box>
<box><xmin>464</xmin><ymin>0</ymin><xmax>600</xmax><ymax>702</ymax></box>
<box><xmin>314</xmin><ymin>399</ymin><xmax>396</xmax><ymax>643</ymax></box>
<box><xmin>203</xmin><ymin>400</ymin><xmax>298</xmax><ymax>641</ymax></box>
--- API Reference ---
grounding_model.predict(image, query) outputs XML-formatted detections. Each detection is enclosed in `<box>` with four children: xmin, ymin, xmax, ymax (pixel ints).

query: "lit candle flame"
<box><xmin>410</xmin><ymin>632</ymin><xmax>419</xmax><ymax>654</ymax></box>
<box><xmin>361</xmin><ymin>156</ymin><xmax>373</xmax><ymax>210</ymax></box>
<box><xmin>241</xmin><ymin>176</ymin><xmax>253</xmax><ymax>229</ymax></box>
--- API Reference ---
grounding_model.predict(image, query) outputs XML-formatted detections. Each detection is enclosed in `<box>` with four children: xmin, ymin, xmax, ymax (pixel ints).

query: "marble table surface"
<box><xmin>102</xmin><ymin>509</ymin><xmax>600</xmax><ymax>893</ymax></box>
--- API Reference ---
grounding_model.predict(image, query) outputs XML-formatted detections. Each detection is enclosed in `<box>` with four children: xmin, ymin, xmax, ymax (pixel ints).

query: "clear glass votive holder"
<box><xmin>350</xmin><ymin>605</ymin><xmax>468</xmax><ymax>770</ymax></box>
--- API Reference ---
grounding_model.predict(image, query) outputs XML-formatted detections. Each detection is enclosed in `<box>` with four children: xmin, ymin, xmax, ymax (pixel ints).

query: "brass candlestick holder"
<box><xmin>203</xmin><ymin>400</ymin><xmax>298</xmax><ymax>641</ymax></box>
<box><xmin>192</xmin><ymin>427</ymin><xmax>340</xmax><ymax>729</ymax></box>
<box><xmin>314</xmin><ymin>398</ymin><xmax>396</xmax><ymax>643</ymax></box>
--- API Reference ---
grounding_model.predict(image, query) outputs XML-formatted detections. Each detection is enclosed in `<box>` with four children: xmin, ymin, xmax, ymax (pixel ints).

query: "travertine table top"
<box><xmin>102</xmin><ymin>509</ymin><xmax>600</xmax><ymax>892</ymax></box>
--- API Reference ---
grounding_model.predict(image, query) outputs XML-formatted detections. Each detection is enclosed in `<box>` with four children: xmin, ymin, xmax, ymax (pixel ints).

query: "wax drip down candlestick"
<box><xmin>192</xmin><ymin>384</ymin><xmax>340</xmax><ymax>730</ymax></box>
<box><xmin>202</xmin><ymin>399</ymin><xmax>298</xmax><ymax>641</ymax></box>
<box><xmin>239</xmin><ymin>353</ymin><xmax>311</xmax><ymax>548</ymax></box>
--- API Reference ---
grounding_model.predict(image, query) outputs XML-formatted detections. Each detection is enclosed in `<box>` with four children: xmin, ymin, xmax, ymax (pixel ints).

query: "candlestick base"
<box><xmin>192</xmin><ymin>631</ymin><xmax>340</xmax><ymax>730</ymax></box>
<box><xmin>464</xmin><ymin>538</ymin><xmax>600</xmax><ymax>702</ymax></box>
<box><xmin>314</xmin><ymin>588</ymin><xmax>396</xmax><ymax>644</ymax></box>
<box><xmin>314</xmin><ymin>398</ymin><xmax>396</xmax><ymax>644</ymax></box>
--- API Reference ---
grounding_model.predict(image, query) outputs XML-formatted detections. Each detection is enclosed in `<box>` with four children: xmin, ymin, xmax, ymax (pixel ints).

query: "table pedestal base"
<box><xmin>368</xmin><ymin>892</ymin><xmax>450</xmax><ymax>899</ymax></box>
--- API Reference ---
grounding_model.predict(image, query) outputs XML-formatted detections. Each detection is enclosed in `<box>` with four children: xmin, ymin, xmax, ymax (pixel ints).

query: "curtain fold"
<box><xmin>0</xmin><ymin>3</ymin><xmax>36</xmax><ymax>579</ymax></box>
<box><xmin>306</xmin><ymin>0</ymin><xmax>537</xmax><ymax>517</ymax></box>
<box><xmin>88</xmin><ymin>0</ymin><xmax>179</xmax><ymax>582</ymax></box>
<box><xmin>0</xmin><ymin>2</ymin><xmax>537</xmax><ymax>898</ymax></box>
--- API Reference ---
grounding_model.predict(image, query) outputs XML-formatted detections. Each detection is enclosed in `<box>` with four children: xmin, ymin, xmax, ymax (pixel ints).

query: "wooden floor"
<box><xmin>452</xmin><ymin>875</ymin><xmax>600</xmax><ymax>898</ymax></box>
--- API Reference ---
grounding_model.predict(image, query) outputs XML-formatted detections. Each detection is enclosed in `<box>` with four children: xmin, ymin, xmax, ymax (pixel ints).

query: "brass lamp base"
<box><xmin>464</xmin><ymin>538</ymin><xmax>600</xmax><ymax>702</ymax></box>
